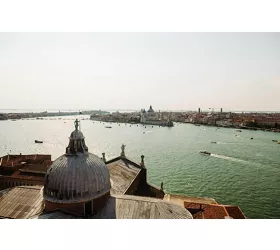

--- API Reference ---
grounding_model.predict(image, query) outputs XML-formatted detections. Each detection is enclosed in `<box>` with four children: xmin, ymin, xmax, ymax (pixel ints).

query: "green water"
<box><xmin>1</xmin><ymin>116</ymin><xmax>280</xmax><ymax>218</ymax></box>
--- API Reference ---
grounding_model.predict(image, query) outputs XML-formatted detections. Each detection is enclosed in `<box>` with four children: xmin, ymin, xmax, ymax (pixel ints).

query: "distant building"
<box><xmin>147</xmin><ymin>105</ymin><xmax>154</xmax><ymax>113</ymax></box>
<box><xmin>140</xmin><ymin>105</ymin><xmax>173</xmax><ymax>127</ymax></box>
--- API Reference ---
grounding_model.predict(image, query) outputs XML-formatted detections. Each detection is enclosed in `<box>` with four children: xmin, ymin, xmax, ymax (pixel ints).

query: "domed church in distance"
<box><xmin>0</xmin><ymin>119</ymin><xmax>245</xmax><ymax>219</ymax></box>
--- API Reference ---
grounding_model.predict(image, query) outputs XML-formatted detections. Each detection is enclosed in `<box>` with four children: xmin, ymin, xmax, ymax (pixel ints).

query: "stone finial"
<box><xmin>120</xmin><ymin>144</ymin><xmax>126</xmax><ymax>157</ymax></box>
<box><xmin>160</xmin><ymin>182</ymin><xmax>164</xmax><ymax>191</ymax></box>
<box><xmin>140</xmin><ymin>155</ymin><xmax>145</xmax><ymax>168</ymax></box>
<box><xmin>102</xmin><ymin>153</ymin><xmax>106</xmax><ymax>162</ymax></box>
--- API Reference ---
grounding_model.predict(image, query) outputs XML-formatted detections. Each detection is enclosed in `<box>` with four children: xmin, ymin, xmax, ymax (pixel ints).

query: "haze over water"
<box><xmin>1</xmin><ymin>115</ymin><xmax>280</xmax><ymax>219</ymax></box>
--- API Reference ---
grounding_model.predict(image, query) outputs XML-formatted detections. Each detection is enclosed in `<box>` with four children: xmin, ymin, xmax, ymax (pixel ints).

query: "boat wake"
<box><xmin>210</xmin><ymin>153</ymin><xmax>250</xmax><ymax>164</ymax></box>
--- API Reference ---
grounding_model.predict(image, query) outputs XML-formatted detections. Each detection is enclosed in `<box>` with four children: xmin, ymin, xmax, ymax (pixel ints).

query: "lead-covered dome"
<box><xmin>43</xmin><ymin>120</ymin><xmax>111</xmax><ymax>204</ymax></box>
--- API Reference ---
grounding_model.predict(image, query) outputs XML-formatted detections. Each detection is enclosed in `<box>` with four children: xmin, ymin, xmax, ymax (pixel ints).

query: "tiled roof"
<box><xmin>0</xmin><ymin>186</ymin><xmax>44</xmax><ymax>219</ymax></box>
<box><xmin>225</xmin><ymin>206</ymin><xmax>246</xmax><ymax>219</ymax></box>
<box><xmin>19</xmin><ymin>164</ymin><xmax>50</xmax><ymax>174</ymax></box>
<box><xmin>33</xmin><ymin>194</ymin><xmax>193</xmax><ymax>219</ymax></box>
<box><xmin>107</xmin><ymin>158</ymin><xmax>141</xmax><ymax>195</ymax></box>
<box><xmin>184</xmin><ymin>202</ymin><xmax>246</xmax><ymax>219</ymax></box>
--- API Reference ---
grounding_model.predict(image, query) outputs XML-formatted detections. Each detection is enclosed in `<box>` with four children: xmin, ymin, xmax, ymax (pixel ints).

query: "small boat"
<box><xmin>35</xmin><ymin>140</ymin><xmax>43</xmax><ymax>143</ymax></box>
<box><xmin>195</xmin><ymin>124</ymin><xmax>201</xmax><ymax>126</ymax></box>
<box><xmin>236</xmin><ymin>129</ymin><xmax>242</xmax><ymax>132</ymax></box>
<box><xmin>250</xmin><ymin>137</ymin><xmax>253</xmax><ymax>140</ymax></box>
<box><xmin>211</xmin><ymin>141</ymin><xmax>217</xmax><ymax>144</ymax></box>
<box><xmin>105</xmin><ymin>126</ymin><xmax>112</xmax><ymax>129</ymax></box>
<box><xmin>272</xmin><ymin>140</ymin><xmax>277</xmax><ymax>142</ymax></box>
<box><xmin>200</xmin><ymin>151</ymin><xmax>211</xmax><ymax>155</ymax></box>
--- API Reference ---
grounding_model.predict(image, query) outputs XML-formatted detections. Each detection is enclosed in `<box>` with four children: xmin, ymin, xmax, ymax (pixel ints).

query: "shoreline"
<box><xmin>183</xmin><ymin>122</ymin><xmax>280</xmax><ymax>133</ymax></box>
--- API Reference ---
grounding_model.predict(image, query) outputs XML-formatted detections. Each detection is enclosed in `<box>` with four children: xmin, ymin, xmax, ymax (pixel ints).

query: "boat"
<box><xmin>194</xmin><ymin>124</ymin><xmax>201</xmax><ymax>126</ymax></box>
<box><xmin>105</xmin><ymin>126</ymin><xmax>112</xmax><ymax>129</ymax></box>
<box><xmin>250</xmin><ymin>137</ymin><xmax>254</xmax><ymax>140</ymax></box>
<box><xmin>199</xmin><ymin>151</ymin><xmax>211</xmax><ymax>155</ymax></box>
<box><xmin>236</xmin><ymin>129</ymin><xmax>242</xmax><ymax>132</ymax></box>
<box><xmin>211</xmin><ymin>141</ymin><xmax>217</xmax><ymax>144</ymax></box>
<box><xmin>35</xmin><ymin>140</ymin><xmax>43</xmax><ymax>143</ymax></box>
<box><xmin>272</xmin><ymin>140</ymin><xmax>277</xmax><ymax>142</ymax></box>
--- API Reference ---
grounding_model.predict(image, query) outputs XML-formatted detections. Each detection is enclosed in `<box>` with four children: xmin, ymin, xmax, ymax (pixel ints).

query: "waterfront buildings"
<box><xmin>0</xmin><ymin>121</ymin><xmax>245</xmax><ymax>219</ymax></box>
<box><xmin>140</xmin><ymin>105</ymin><xmax>173</xmax><ymax>127</ymax></box>
<box><xmin>90</xmin><ymin>105</ymin><xmax>174</xmax><ymax>127</ymax></box>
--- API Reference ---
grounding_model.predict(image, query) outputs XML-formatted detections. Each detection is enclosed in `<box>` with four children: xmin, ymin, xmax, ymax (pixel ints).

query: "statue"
<box><xmin>74</xmin><ymin>119</ymin><xmax>79</xmax><ymax>131</ymax></box>
<box><xmin>121</xmin><ymin>144</ymin><xmax>126</xmax><ymax>157</ymax></box>
<box><xmin>140</xmin><ymin>155</ymin><xmax>145</xmax><ymax>168</ymax></box>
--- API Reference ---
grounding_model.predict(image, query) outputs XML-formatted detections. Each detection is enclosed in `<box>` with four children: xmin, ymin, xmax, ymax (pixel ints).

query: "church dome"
<box><xmin>147</xmin><ymin>105</ymin><xmax>154</xmax><ymax>113</ymax></box>
<box><xmin>70</xmin><ymin>130</ymin><xmax>84</xmax><ymax>139</ymax></box>
<box><xmin>43</xmin><ymin>120</ymin><xmax>111</xmax><ymax>204</ymax></box>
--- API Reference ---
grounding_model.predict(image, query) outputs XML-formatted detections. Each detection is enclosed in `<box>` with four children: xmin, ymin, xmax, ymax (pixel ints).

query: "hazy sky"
<box><xmin>0</xmin><ymin>33</ymin><xmax>279</xmax><ymax>111</ymax></box>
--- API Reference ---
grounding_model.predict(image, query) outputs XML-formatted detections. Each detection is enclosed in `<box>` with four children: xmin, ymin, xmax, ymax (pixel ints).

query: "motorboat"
<box><xmin>105</xmin><ymin>126</ymin><xmax>112</xmax><ymax>129</ymax></box>
<box><xmin>211</xmin><ymin>141</ymin><xmax>217</xmax><ymax>144</ymax></box>
<box><xmin>200</xmin><ymin>151</ymin><xmax>211</xmax><ymax>155</ymax></box>
<box><xmin>35</xmin><ymin>140</ymin><xmax>43</xmax><ymax>143</ymax></box>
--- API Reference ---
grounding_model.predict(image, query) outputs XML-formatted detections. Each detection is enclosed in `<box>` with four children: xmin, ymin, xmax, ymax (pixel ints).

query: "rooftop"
<box><xmin>106</xmin><ymin>156</ymin><xmax>142</xmax><ymax>195</ymax></box>
<box><xmin>184</xmin><ymin>202</ymin><xmax>246</xmax><ymax>219</ymax></box>
<box><xmin>0</xmin><ymin>186</ymin><xmax>44</xmax><ymax>219</ymax></box>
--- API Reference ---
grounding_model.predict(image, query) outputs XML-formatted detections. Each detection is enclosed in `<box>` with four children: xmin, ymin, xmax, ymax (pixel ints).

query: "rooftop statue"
<box><xmin>121</xmin><ymin>144</ymin><xmax>126</xmax><ymax>157</ymax></box>
<box><xmin>74</xmin><ymin>119</ymin><xmax>80</xmax><ymax>131</ymax></box>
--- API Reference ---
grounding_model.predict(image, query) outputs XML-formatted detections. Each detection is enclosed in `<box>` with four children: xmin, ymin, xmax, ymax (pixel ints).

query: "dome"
<box><xmin>70</xmin><ymin>130</ymin><xmax>84</xmax><ymax>139</ymax></box>
<box><xmin>43</xmin><ymin>152</ymin><xmax>111</xmax><ymax>204</ymax></box>
<box><xmin>147</xmin><ymin>105</ymin><xmax>154</xmax><ymax>113</ymax></box>
<box><xmin>43</xmin><ymin>121</ymin><xmax>111</xmax><ymax>205</ymax></box>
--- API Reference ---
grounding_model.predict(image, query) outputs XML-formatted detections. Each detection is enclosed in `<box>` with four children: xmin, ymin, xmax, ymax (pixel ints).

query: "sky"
<box><xmin>0</xmin><ymin>32</ymin><xmax>279</xmax><ymax>112</ymax></box>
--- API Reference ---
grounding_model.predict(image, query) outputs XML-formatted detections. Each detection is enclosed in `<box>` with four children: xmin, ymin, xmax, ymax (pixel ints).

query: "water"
<box><xmin>1</xmin><ymin>116</ymin><xmax>280</xmax><ymax>219</ymax></box>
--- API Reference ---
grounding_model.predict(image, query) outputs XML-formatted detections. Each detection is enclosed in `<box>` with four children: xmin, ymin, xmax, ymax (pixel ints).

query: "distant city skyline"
<box><xmin>0</xmin><ymin>33</ymin><xmax>279</xmax><ymax>111</ymax></box>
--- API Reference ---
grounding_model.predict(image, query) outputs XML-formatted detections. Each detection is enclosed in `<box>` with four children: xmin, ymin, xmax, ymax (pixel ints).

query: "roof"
<box><xmin>19</xmin><ymin>164</ymin><xmax>49</xmax><ymax>174</ymax></box>
<box><xmin>69</xmin><ymin>130</ymin><xmax>84</xmax><ymax>139</ymax></box>
<box><xmin>184</xmin><ymin>202</ymin><xmax>246</xmax><ymax>219</ymax></box>
<box><xmin>107</xmin><ymin>157</ymin><xmax>141</xmax><ymax>195</ymax></box>
<box><xmin>164</xmin><ymin>193</ymin><xmax>217</xmax><ymax>207</ymax></box>
<box><xmin>0</xmin><ymin>186</ymin><xmax>44</xmax><ymax>219</ymax></box>
<box><xmin>94</xmin><ymin>194</ymin><xmax>192</xmax><ymax>219</ymax></box>
<box><xmin>32</xmin><ymin>194</ymin><xmax>193</xmax><ymax>219</ymax></box>
<box><xmin>224</xmin><ymin>206</ymin><xmax>246</xmax><ymax>219</ymax></box>
<box><xmin>44</xmin><ymin>152</ymin><xmax>111</xmax><ymax>204</ymax></box>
